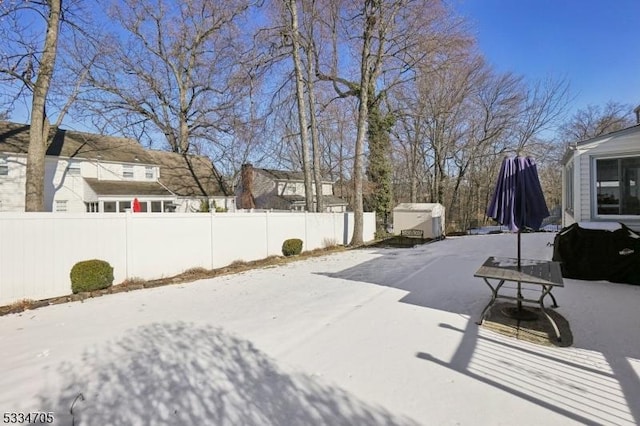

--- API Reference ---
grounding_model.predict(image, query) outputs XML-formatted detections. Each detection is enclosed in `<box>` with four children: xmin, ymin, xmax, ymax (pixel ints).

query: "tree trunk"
<box><xmin>306</xmin><ymin>46</ymin><xmax>324</xmax><ymax>212</ymax></box>
<box><xmin>286</xmin><ymin>0</ymin><xmax>314</xmax><ymax>212</ymax></box>
<box><xmin>25</xmin><ymin>0</ymin><xmax>61</xmax><ymax>212</ymax></box>
<box><xmin>350</xmin><ymin>1</ymin><xmax>379</xmax><ymax>246</ymax></box>
<box><xmin>366</xmin><ymin>87</ymin><xmax>394</xmax><ymax>233</ymax></box>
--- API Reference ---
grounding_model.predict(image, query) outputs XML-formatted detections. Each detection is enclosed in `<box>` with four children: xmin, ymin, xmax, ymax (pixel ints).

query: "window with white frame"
<box><xmin>595</xmin><ymin>156</ymin><xmax>640</xmax><ymax>216</ymax></box>
<box><xmin>85</xmin><ymin>202</ymin><xmax>99</xmax><ymax>212</ymax></box>
<box><xmin>0</xmin><ymin>157</ymin><xmax>8</xmax><ymax>176</ymax></box>
<box><xmin>145</xmin><ymin>166</ymin><xmax>154</xmax><ymax>179</ymax></box>
<box><xmin>123</xmin><ymin>165</ymin><xmax>134</xmax><ymax>179</ymax></box>
<box><xmin>67</xmin><ymin>163</ymin><xmax>81</xmax><ymax>176</ymax></box>
<box><xmin>55</xmin><ymin>200</ymin><xmax>68</xmax><ymax>212</ymax></box>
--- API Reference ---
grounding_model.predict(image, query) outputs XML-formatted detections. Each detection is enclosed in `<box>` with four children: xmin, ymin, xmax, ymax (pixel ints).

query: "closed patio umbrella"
<box><xmin>486</xmin><ymin>156</ymin><xmax>549</xmax><ymax>318</ymax></box>
<box><xmin>133</xmin><ymin>198</ymin><xmax>141</xmax><ymax>213</ymax></box>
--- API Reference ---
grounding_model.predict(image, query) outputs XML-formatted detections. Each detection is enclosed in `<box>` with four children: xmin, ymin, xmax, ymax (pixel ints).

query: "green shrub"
<box><xmin>282</xmin><ymin>238</ymin><xmax>303</xmax><ymax>256</ymax></box>
<box><xmin>70</xmin><ymin>259</ymin><xmax>114</xmax><ymax>294</ymax></box>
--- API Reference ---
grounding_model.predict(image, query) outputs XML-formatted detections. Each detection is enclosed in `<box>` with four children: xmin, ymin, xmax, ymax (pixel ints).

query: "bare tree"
<box><xmin>300</xmin><ymin>0</ymin><xmax>325</xmax><ymax>212</ymax></box>
<box><xmin>511</xmin><ymin>76</ymin><xmax>570</xmax><ymax>154</ymax></box>
<box><xmin>559</xmin><ymin>101</ymin><xmax>635</xmax><ymax>142</ymax></box>
<box><xmin>76</xmin><ymin>0</ymin><xmax>254</xmax><ymax>156</ymax></box>
<box><xmin>0</xmin><ymin>0</ymin><xmax>62</xmax><ymax>211</ymax></box>
<box><xmin>313</xmin><ymin>0</ymin><xmax>465</xmax><ymax>239</ymax></box>
<box><xmin>282</xmin><ymin>0</ymin><xmax>314</xmax><ymax>211</ymax></box>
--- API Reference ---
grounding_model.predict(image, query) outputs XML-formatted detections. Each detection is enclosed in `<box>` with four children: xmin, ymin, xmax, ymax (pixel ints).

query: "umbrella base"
<box><xmin>501</xmin><ymin>306</ymin><xmax>538</xmax><ymax>321</ymax></box>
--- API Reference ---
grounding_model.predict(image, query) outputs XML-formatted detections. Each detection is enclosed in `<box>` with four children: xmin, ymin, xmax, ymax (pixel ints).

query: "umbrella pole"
<box><xmin>517</xmin><ymin>230</ymin><xmax>523</xmax><ymax>312</ymax></box>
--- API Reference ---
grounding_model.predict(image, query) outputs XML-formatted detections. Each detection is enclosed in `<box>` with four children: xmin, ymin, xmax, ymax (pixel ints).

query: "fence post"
<box><xmin>210</xmin><ymin>210</ymin><xmax>215</xmax><ymax>269</ymax></box>
<box><xmin>124</xmin><ymin>211</ymin><xmax>131</xmax><ymax>279</ymax></box>
<box><xmin>304</xmin><ymin>211</ymin><xmax>309</xmax><ymax>251</ymax></box>
<box><xmin>265</xmin><ymin>210</ymin><xmax>270</xmax><ymax>257</ymax></box>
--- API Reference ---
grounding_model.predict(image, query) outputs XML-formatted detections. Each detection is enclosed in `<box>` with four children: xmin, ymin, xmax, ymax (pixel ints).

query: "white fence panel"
<box><xmin>266</xmin><ymin>213</ymin><xmax>307</xmax><ymax>255</ymax></box>
<box><xmin>363</xmin><ymin>212</ymin><xmax>376</xmax><ymax>241</ymax></box>
<box><xmin>0</xmin><ymin>211</ymin><xmax>375</xmax><ymax>306</ymax></box>
<box><xmin>127</xmin><ymin>214</ymin><xmax>213</xmax><ymax>278</ymax></box>
<box><xmin>0</xmin><ymin>213</ymin><xmax>127</xmax><ymax>303</ymax></box>
<box><xmin>211</xmin><ymin>213</ymin><xmax>269</xmax><ymax>267</ymax></box>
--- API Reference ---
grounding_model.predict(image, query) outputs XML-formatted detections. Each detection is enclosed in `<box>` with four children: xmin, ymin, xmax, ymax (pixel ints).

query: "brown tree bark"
<box><xmin>25</xmin><ymin>0</ymin><xmax>61</xmax><ymax>212</ymax></box>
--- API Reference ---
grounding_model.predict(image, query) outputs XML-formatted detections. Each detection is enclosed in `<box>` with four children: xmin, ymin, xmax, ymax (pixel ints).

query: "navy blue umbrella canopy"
<box><xmin>487</xmin><ymin>156</ymin><xmax>549</xmax><ymax>232</ymax></box>
<box><xmin>486</xmin><ymin>156</ymin><xmax>549</xmax><ymax>317</ymax></box>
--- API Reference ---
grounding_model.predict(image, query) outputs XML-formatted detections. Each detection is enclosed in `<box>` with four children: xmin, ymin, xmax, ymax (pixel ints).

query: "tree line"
<box><xmin>1</xmin><ymin>0</ymin><xmax>636</xmax><ymax>244</ymax></box>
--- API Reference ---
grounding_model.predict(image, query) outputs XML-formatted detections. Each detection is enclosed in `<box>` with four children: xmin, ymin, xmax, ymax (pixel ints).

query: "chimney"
<box><xmin>635</xmin><ymin>105</ymin><xmax>640</xmax><ymax>125</ymax></box>
<box><xmin>239</xmin><ymin>163</ymin><xmax>256</xmax><ymax>209</ymax></box>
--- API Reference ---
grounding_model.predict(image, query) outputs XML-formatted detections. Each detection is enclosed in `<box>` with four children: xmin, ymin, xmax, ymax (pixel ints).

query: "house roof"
<box><xmin>0</xmin><ymin>121</ymin><xmax>230</xmax><ymax>198</ymax></box>
<box><xmin>561</xmin><ymin>123</ymin><xmax>640</xmax><ymax>165</ymax></box>
<box><xmin>0</xmin><ymin>121</ymin><xmax>155</xmax><ymax>164</ymax></box>
<box><xmin>148</xmin><ymin>150</ymin><xmax>230</xmax><ymax>197</ymax></box>
<box><xmin>84</xmin><ymin>178</ymin><xmax>173</xmax><ymax>197</ymax></box>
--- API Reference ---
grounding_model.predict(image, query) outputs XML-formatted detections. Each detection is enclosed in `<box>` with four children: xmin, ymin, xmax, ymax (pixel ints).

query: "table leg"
<box><xmin>540</xmin><ymin>286</ymin><xmax>562</xmax><ymax>341</ymax></box>
<box><xmin>476</xmin><ymin>279</ymin><xmax>505</xmax><ymax>325</ymax></box>
<box><xmin>546</xmin><ymin>289</ymin><xmax>559</xmax><ymax>308</ymax></box>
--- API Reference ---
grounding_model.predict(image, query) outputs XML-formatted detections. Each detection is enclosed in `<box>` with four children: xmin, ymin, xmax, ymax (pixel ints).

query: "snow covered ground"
<box><xmin>1</xmin><ymin>232</ymin><xmax>639</xmax><ymax>425</ymax></box>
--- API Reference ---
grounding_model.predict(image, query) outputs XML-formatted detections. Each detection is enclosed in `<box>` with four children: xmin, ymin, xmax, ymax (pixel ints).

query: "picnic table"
<box><xmin>474</xmin><ymin>256</ymin><xmax>564</xmax><ymax>341</ymax></box>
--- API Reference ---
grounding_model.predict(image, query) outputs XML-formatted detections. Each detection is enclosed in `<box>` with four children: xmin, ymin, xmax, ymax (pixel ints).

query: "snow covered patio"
<box><xmin>1</xmin><ymin>233</ymin><xmax>639</xmax><ymax>425</ymax></box>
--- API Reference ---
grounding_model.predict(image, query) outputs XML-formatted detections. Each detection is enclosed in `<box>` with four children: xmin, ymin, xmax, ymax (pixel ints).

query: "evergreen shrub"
<box><xmin>70</xmin><ymin>259</ymin><xmax>114</xmax><ymax>294</ymax></box>
<box><xmin>282</xmin><ymin>238</ymin><xmax>303</xmax><ymax>256</ymax></box>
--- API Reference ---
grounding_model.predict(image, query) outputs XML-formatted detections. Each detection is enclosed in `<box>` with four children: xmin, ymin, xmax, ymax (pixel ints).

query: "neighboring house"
<box><xmin>562</xmin><ymin>117</ymin><xmax>640</xmax><ymax>231</ymax></box>
<box><xmin>0</xmin><ymin>121</ymin><xmax>235</xmax><ymax>213</ymax></box>
<box><xmin>235</xmin><ymin>163</ymin><xmax>348</xmax><ymax>212</ymax></box>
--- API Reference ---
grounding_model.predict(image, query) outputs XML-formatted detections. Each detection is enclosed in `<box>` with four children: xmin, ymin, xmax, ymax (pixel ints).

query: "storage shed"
<box><xmin>393</xmin><ymin>203</ymin><xmax>445</xmax><ymax>239</ymax></box>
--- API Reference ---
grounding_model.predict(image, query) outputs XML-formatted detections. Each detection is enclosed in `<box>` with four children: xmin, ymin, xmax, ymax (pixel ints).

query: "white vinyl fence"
<box><xmin>0</xmin><ymin>211</ymin><xmax>376</xmax><ymax>306</ymax></box>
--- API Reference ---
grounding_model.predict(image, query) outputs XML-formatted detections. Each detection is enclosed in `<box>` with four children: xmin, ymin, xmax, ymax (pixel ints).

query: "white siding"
<box><xmin>277</xmin><ymin>181</ymin><xmax>335</xmax><ymax>196</ymax></box>
<box><xmin>578</xmin><ymin>150</ymin><xmax>591</xmax><ymax>221</ymax></box>
<box><xmin>279</xmin><ymin>181</ymin><xmax>305</xmax><ymax>195</ymax></box>
<box><xmin>94</xmin><ymin>161</ymin><xmax>157</xmax><ymax>181</ymax></box>
<box><xmin>47</xmin><ymin>158</ymin><xmax>88</xmax><ymax>212</ymax></box>
<box><xmin>0</xmin><ymin>154</ymin><xmax>26</xmax><ymax>211</ymax></box>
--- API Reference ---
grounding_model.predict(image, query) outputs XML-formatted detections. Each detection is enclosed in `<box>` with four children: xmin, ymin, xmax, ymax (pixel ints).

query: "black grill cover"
<box><xmin>552</xmin><ymin>223</ymin><xmax>640</xmax><ymax>285</ymax></box>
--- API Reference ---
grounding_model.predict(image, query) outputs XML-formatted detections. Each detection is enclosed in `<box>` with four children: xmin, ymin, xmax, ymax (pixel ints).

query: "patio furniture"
<box><xmin>400</xmin><ymin>228</ymin><xmax>424</xmax><ymax>241</ymax></box>
<box><xmin>474</xmin><ymin>256</ymin><xmax>564</xmax><ymax>341</ymax></box>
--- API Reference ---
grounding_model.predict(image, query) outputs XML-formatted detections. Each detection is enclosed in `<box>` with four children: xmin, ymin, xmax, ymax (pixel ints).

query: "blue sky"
<box><xmin>455</xmin><ymin>0</ymin><xmax>640</xmax><ymax>117</ymax></box>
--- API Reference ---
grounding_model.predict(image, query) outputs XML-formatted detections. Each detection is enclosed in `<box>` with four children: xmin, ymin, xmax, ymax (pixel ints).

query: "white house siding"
<box><xmin>278</xmin><ymin>181</ymin><xmax>301</xmax><ymax>196</ymax></box>
<box><xmin>579</xmin><ymin>150</ymin><xmax>591</xmax><ymax>222</ymax></box>
<box><xmin>47</xmin><ymin>159</ymin><xmax>88</xmax><ymax>212</ymax></box>
<box><xmin>0</xmin><ymin>154</ymin><xmax>167</xmax><ymax>213</ymax></box>
<box><xmin>93</xmin><ymin>160</ymin><xmax>158</xmax><ymax>182</ymax></box>
<box><xmin>0</xmin><ymin>154</ymin><xmax>26</xmax><ymax>211</ymax></box>
<box><xmin>276</xmin><ymin>181</ymin><xmax>334</xmax><ymax>196</ymax></box>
